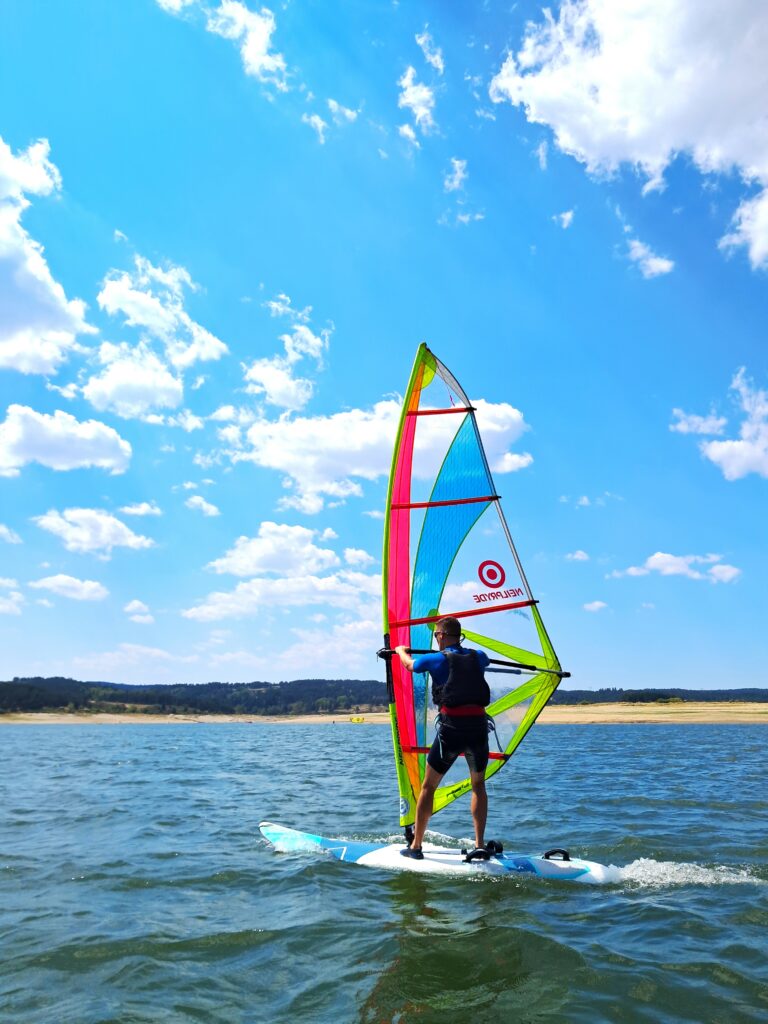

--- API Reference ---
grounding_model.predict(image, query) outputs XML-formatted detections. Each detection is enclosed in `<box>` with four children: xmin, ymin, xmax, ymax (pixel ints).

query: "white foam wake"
<box><xmin>617</xmin><ymin>857</ymin><xmax>763</xmax><ymax>887</ymax></box>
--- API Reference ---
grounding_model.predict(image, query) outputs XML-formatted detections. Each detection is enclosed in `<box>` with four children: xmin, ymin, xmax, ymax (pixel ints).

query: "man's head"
<box><xmin>435</xmin><ymin>616</ymin><xmax>461</xmax><ymax>649</ymax></box>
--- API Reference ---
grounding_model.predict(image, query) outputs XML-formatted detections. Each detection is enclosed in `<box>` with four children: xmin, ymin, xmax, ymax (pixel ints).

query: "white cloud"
<box><xmin>156</xmin><ymin>0</ymin><xmax>195</xmax><ymax>11</ymax></box>
<box><xmin>0</xmin><ymin>589</ymin><xmax>24</xmax><ymax>615</ymax></box>
<box><xmin>583</xmin><ymin>600</ymin><xmax>607</xmax><ymax>612</ymax></box>
<box><xmin>185</xmin><ymin>495</ymin><xmax>220</xmax><ymax>517</ymax></box>
<box><xmin>554</xmin><ymin>209</ymin><xmax>574</xmax><ymax>229</ymax></box>
<box><xmin>444</xmin><ymin>158</ymin><xmax>467</xmax><ymax>193</ymax></box>
<box><xmin>566</xmin><ymin>550</ymin><xmax>589</xmax><ymax>561</ymax></box>
<box><xmin>97</xmin><ymin>255</ymin><xmax>227</xmax><ymax>371</ymax></box>
<box><xmin>83</xmin><ymin>341</ymin><xmax>184</xmax><ymax>419</ymax></box>
<box><xmin>670</xmin><ymin>409</ymin><xmax>727</xmax><ymax>435</ymax></box>
<box><xmin>398</xmin><ymin>66</ymin><xmax>435</xmax><ymax>132</ymax></box>
<box><xmin>0</xmin><ymin>577</ymin><xmax>19</xmax><ymax>587</ymax></box>
<box><xmin>611</xmin><ymin>551</ymin><xmax>741</xmax><ymax>583</ymax></box>
<box><xmin>699</xmin><ymin>369</ymin><xmax>768</xmax><ymax>479</ymax></box>
<box><xmin>208</xmin><ymin>521</ymin><xmax>339</xmax><ymax>576</ymax></box>
<box><xmin>233</xmin><ymin>397</ymin><xmax>530</xmax><ymax>513</ymax></box>
<box><xmin>0</xmin><ymin>523</ymin><xmax>22</xmax><ymax>543</ymax></box>
<box><xmin>33</xmin><ymin>508</ymin><xmax>154</xmax><ymax>556</ymax></box>
<box><xmin>263</xmin><ymin>293</ymin><xmax>311</xmax><ymax>323</ymax></box>
<box><xmin>269</xmin><ymin>616</ymin><xmax>381</xmax><ymax>676</ymax></box>
<box><xmin>124</xmin><ymin>598</ymin><xmax>155</xmax><ymax>624</ymax></box>
<box><xmin>364</xmin><ymin>509</ymin><xmax>384</xmax><ymax>520</ymax></box>
<box><xmin>0</xmin><ymin>405</ymin><xmax>131</xmax><ymax>477</ymax></box>
<box><xmin>167</xmin><ymin>409</ymin><xmax>204</xmax><ymax>432</ymax></box>
<box><xmin>327</xmin><ymin>99</ymin><xmax>358</xmax><ymax>124</ymax></box>
<box><xmin>182</xmin><ymin>568</ymin><xmax>380</xmax><ymax>622</ymax></box>
<box><xmin>720</xmin><ymin>189</ymin><xmax>768</xmax><ymax>269</ymax></box>
<box><xmin>398</xmin><ymin>124</ymin><xmax>420</xmax><ymax>149</ymax></box>
<box><xmin>489</xmin><ymin>0</ymin><xmax>768</xmax><ymax>268</ymax></box>
<box><xmin>73</xmin><ymin>642</ymin><xmax>198</xmax><ymax>677</ymax></box>
<box><xmin>0</xmin><ymin>136</ymin><xmax>95</xmax><ymax>375</ymax></box>
<box><xmin>120</xmin><ymin>501</ymin><xmax>162</xmax><ymax>517</ymax></box>
<box><xmin>29</xmin><ymin>574</ymin><xmax>109</xmax><ymax>601</ymax></box>
<box><xmin>302</xmin><ymin>113</ymin><xmax>328</xmax><ymax>144</ymax></box>
<box><xmin>415</xmin><ymin>26</ymin><xmax>444</xmax><ymax>75</ymax></box>
<box><xmin>536</xmin><ymin>140</ymin><xmax>548</xmax><ymax>170</ymax></box>
<box><xmin>344</xmin><ymin>547</ymin><xmax>375</xmax><ymax>567</ymax></box>
<box><xmin>204</xmin><ymin>1</ymin><xmax>287</xmax><ymax>90</ymax></box>
<box><xmin>627</xmin><ymin>238</ymin><xmax>674</xmax><ymax>278</ymax></box>
<box><xmin>242</xmin><ymin>321</ymin><xmax>330</xmax><ymax>411</ymax></box>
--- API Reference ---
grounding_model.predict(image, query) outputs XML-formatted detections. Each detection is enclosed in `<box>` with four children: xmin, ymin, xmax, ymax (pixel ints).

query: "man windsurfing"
<box><xmin>395</xmin><ymin>616</ymin><xmax>492</xmax><ymax>860</ymax></box>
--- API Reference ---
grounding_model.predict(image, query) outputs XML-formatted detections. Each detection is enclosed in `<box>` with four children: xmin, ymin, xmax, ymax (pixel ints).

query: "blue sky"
<box><xmin>1</xmin><ymin>0</ymin><xmax>766</xmax><ymax>688</ymax></box>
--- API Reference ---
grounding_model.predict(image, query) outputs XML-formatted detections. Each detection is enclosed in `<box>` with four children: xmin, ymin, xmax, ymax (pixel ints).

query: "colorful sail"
<box><xmin>381</xmin><ymin>344</ymin><xmax>568</xmax><ymax>829</ymax></box>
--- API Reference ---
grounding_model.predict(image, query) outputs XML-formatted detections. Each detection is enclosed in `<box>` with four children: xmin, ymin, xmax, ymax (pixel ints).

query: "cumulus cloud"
<box><xmin>207</xmin><ymin>521</ymin><xmax>340</xmax><ymax>577</ymax></box>
<box><xmin>398</xmin><ymin>124</ymin><xmax>420</xmax><ymax>149</ymax></box>
<box><xmin>327</xmin><ymin>99</ymin><xmax>358</xmax><ymax>124</ymax></box>
<box><xmin>182</xmin><ymin>568</ymin><xmax>380</xmax><ymax>622</ymax></box>
<box><xmin>415</xmin><ymin>26</ymin><xmax>444</xmax><ymax>75</ymax></box>
<box><xmin>627</xmin><ymin>238</ymin><xmax>674</xmax><ymax>278</ymax></box>
<box><xmin>444</xmin><ymin>158</ymin><xmax>467</xmax><ymax>192</ymax></box>
<box><xmin>204</xmin><ymin>1</ymin><xmax>287</xmax><ymax>89</ymax></box>
<box><xmin>263</xmin><ymin>292</ymin><xmax>311</xmax><ymax>323</ymax></box>
<box><xmin>120</xmin><ymin>501</ymin><xmax>162</xmax><ymax>516</ymax></box>
<box><xmin>0</xmin><ymin>405</ymin><xmax>131</xmax><ymax>477</ymax></box>
<box><xmin>73</xmin><ymin>642</ymin><xmax>198</xmax><ymax>678</ymax></box>
<box><xmin>124</xmin><ymin>598</ymin><xmax>154</xmax><ymax>624</ymax></box>
<box><xmin>398</xmin><ymin>66</ymin><xmax>435</xmax><ymax>133</ymax></box>
<box><xmin>344</xmin><ymin>547</ymin><xmax>375</xmax><ymax>567</ymax></box>
<box><xmin>699</xmin><ymin>369</ymin><xmax>768</xmax><ymax>480</ymax></box>
<box><xmin>566</xmin><ymin>550</ymin><xmax>589</xmax><ymax>561</ymax></box>
<box><xmin>82</xmin><ymin>340</ymin><xmax>184</xmax><ymax>419</ymax></box>
<box><xmin>242</xmin><ymin>318</ymin><xmax>331</xmax><ymax>411</ymax></box>
<box><xmin>0</xmin><ymin>523</ymin><xmax>22</xmax><ymax>543</ymax></box>
<box><xmin>232</xmin><ymin>397</ymin><xmax>530</xmax><ymax>513</ymax></box>
<box><xmin>0</xmin><ymin>589</ymin><xmax>24</xmax><ymax>615</ymax></box>
<box><xmin>33</xmin><ymin>508</ymin><xmax>154</xmax><ymax>557</ymax></box>
<box><xmin>670</xmin><ymin>409</ymin><xmax>727</xmax><ymax>435</ymax></box>
<box><xmin>97</xmin><ymin>254</ymin><xmax>226</xmax><ymax>373</ymax></box>
<box><xmin>554</xmin><ymin>210</ymin><xmax>574</xmax><ymax>229</ymax></box>
<box><xmin>302</xmin><ymin>113</ymin><xmax>328</xmax><ymax>144</ymax></box>
<box><xmin>0</xmin><ymin>136</ymin><xmax>95</xmax><ymax>374</ymax></box>
<box><xmin>185</xmin><ymin>495</ymin><xmax>220</xmax><ymax>517</ymax></box>
<box><xmin>583</xmin><ymin>600</ymin><xmax>607</xmax><ymax>612</ymax></box>
<box><xmin>269</xmin><ymin>616</ymin><xmax>381</xmax><ymax>676</ymax></box>
<box><xmin>489</xmin><ymin>1</ymin><xmax>768</xmax><ymax>268</ymax></box>
<box><xmin>29</xmin><ymin>574</ymin><xmax>109</xmax><ymax>601</ymax></box>
<box><xmin>610</xmin><ymin>551</ymin><xmax>741</xmax><ymax>583</ymax></box>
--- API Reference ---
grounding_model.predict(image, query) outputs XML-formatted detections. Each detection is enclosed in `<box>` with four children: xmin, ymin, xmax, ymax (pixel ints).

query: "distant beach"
<box><xmin>2</xmin><ymin>701</ymin><xmax>766</xmax><ymax>726</ymax></box>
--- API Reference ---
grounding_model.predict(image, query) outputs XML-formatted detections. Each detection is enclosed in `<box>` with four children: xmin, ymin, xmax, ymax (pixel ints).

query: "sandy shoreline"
<box><xmin>1</xmin><ymin>702</ymin><xmax>767</xmax><ymax>726</ymax></box>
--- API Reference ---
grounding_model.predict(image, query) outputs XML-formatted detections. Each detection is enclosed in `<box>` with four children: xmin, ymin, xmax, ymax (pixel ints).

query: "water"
<box><xmin>1</xmin><ymin>723</ymin><xmax>766</xmax><ymax>1023</ymax></box>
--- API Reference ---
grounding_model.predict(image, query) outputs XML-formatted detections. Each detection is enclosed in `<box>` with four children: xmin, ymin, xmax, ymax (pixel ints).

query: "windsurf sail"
<box><xmin>380</xmin><ymin>344</ymin><xmax>569</xmax><ymax>831</ymax></box>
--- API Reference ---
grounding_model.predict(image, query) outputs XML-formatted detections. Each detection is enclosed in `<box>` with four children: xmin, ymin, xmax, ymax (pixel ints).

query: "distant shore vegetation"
<box><xmin>1</xmin><ymin>678</ymin><xmax>767</xmax><ymax>716</ymax></box>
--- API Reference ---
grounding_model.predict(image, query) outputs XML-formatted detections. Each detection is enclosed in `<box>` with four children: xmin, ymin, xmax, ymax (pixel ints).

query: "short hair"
<box><xmin>436</xmin><ymin>616</ymin><xmax>461</xmax><ymax>638</ymax></box>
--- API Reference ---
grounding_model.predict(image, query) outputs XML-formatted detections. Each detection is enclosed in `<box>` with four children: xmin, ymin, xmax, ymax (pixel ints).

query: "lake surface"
<box><xmin>1</xmin><ymin>723</ymin><xmax>766</xmax><ymax>1023</ymax></box>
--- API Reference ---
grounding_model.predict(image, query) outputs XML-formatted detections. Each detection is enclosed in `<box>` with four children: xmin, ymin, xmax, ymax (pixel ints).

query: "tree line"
<box><xmin>1</xmin><ymin>677</ymin><xmax>767</xmax><ymax>716</ymax></box>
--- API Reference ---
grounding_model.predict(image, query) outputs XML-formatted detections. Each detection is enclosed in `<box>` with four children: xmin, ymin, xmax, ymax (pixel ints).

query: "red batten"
<box><xmin>406</xmin><ymin>406</ymin><xmax>474</xmax><ymax>416</ymax></box>
<box><xmin>403</xmin><ymin>745</ymin><xmax>508</xmax><ymax>761</ymax></box>
<box><xmin>391</xmin><ymin>494</ymin><xmax>498</xmax><ymax>510</ymax></box>
<box><xmin>390</xmin><ymin>599</ymin><xmax>536</xmax><ymax>629</ymax></box>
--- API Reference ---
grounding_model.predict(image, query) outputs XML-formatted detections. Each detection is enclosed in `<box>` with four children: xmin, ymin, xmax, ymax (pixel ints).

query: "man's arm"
<box><xmin>394</xmin><ymin>645</ymin><xmax>414</xmax><ymax>671</ymax></box>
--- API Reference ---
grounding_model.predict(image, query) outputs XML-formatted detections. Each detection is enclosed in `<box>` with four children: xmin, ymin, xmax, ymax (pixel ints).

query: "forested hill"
<box><xmin>1</xmin><ymin>677</ymin><xmax>768</xmax><ymax>715</ymax></box>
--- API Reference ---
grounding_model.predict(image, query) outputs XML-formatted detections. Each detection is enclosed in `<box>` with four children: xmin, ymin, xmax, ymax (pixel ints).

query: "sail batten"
<box><xmin>382</xmin><ymin>344</ymin><xmax>567</xmax><ymax>828</ymax></box>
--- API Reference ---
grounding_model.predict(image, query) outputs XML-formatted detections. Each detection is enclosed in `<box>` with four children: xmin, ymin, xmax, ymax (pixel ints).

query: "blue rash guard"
<box><xmin>412</xmin><ymin>644</ymin><xmax>490</xmax><ymax>695</ymax></box>
<box><xmin>412</xmin><ymin>644</ymin><xmax>491</xmax><ymax>775</ymax></box>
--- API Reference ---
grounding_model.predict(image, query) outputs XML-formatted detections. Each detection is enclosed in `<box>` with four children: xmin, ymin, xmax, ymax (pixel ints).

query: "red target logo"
<box><xmin>478</xmin><ymin>560</ymin><xmax>506</xmax><ymax>589</ymax></box>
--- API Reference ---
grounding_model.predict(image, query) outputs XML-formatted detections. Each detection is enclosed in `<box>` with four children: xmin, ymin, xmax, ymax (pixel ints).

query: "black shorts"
<box><xmin>427</xmin><ymin>714</ymin><xmax>489</xmax><ymax>776</ymax></box>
